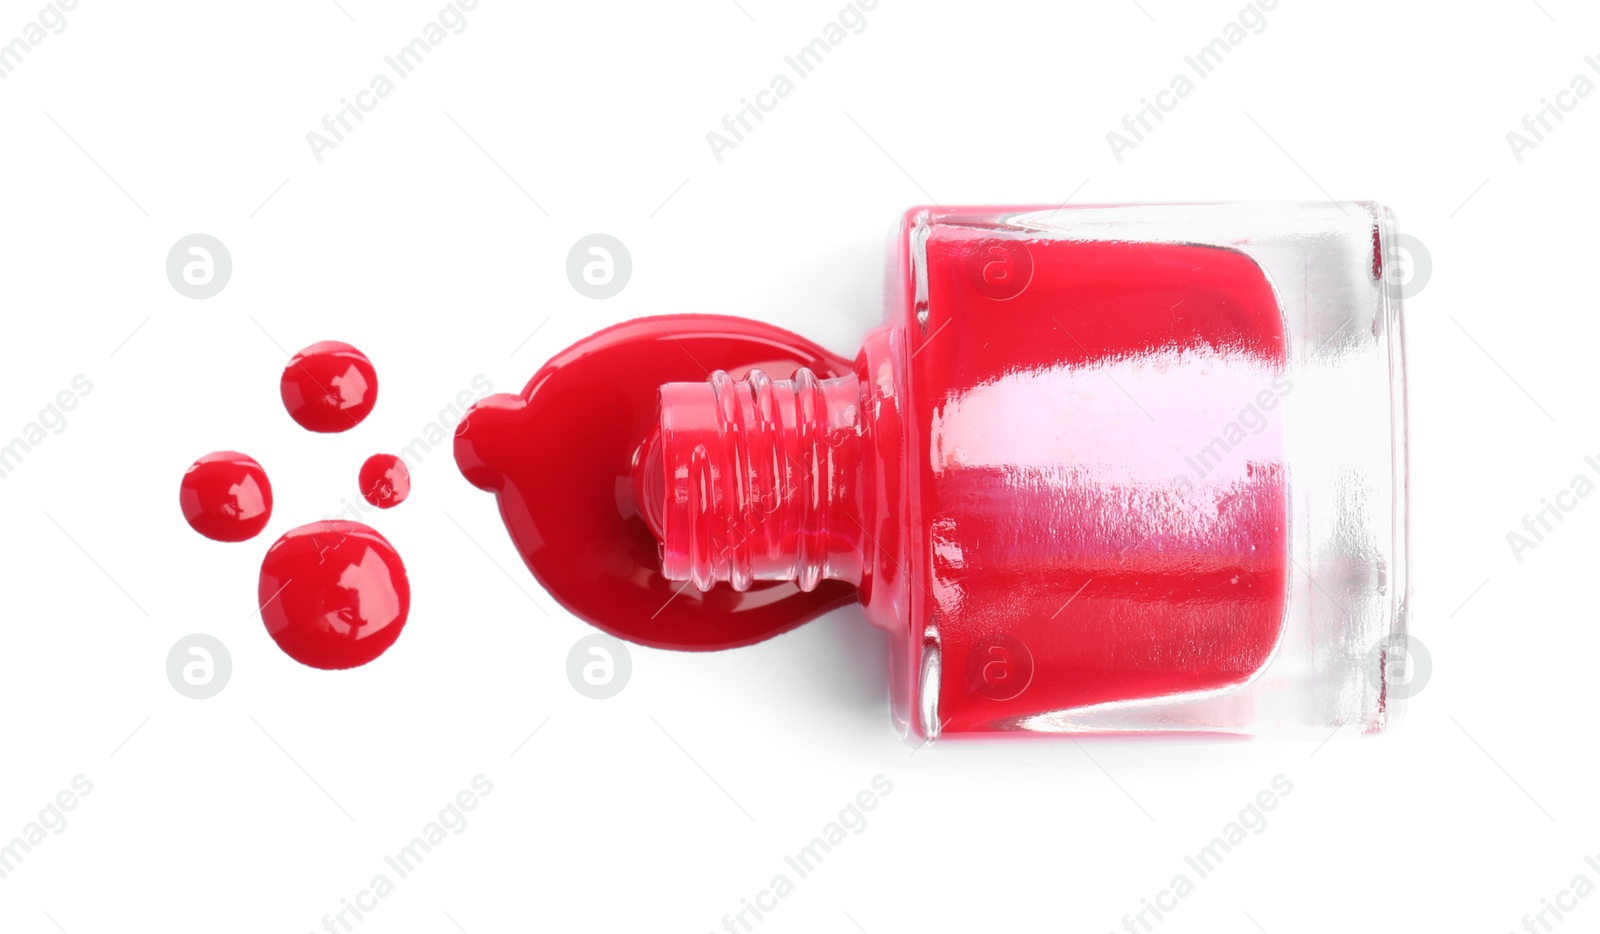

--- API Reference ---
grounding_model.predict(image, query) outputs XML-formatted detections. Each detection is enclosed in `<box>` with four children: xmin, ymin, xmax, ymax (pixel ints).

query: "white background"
<box><xmin>0</xmin><ymin>1</ymin><xmax>1588</xmax><ymax>932</ymax></box>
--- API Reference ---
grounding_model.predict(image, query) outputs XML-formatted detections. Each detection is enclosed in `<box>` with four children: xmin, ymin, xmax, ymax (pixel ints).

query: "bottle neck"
<box><xmin>639</xmin><ymin>367</ymin><xmax>866</xmax><ymax>593</ymax></box>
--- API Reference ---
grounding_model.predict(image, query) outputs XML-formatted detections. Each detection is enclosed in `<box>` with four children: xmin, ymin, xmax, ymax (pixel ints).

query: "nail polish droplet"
<box><xmin>359</xmin><ymin>453</ymin><xmax>411</xmax><ymax>509</ymax></box>
<box><xmin>280</xmin><ymin>341</ymin><xmax>378</xmax><ymax>433</ymax></box>
<box><xmin>258</xmin><ymin>520</ymin><xmax>410</xmax><ymax>670</ymax></box>
<box><xmin>180</xmin><ymin>451</ymin><xmax>273</xmax><ymax>542</ymax></box>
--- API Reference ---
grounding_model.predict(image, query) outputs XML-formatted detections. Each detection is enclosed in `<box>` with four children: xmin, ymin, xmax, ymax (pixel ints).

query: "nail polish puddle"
<box><xmin>454</xmin><ymin>315</ymin><xmax>857</xmax><ymax>651</ymax></box>
<box><xmin>359</xmin><ymin>453</ymin><xmax>411</xmax><ymax>509</ymax></box>
<box><xmin>281</xmin><ymin>341</ymin><xmax>378</xmax><ymax>433</ymax></box>
<box><xmin>258</xmin><ymin>520</ymin><xmax>410</xmax><ymax>669</ymax></box>
<box><xmin>180</xmin><ymin>451</ymin><xmax>273</xmax><ymax>542</ymax></box>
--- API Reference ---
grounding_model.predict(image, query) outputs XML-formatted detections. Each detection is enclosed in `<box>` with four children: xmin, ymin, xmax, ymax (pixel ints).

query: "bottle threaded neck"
<box><xmin>651</xmin><ymin>367</ymin><xmax>862</xmax><ymax>592</ymax></box>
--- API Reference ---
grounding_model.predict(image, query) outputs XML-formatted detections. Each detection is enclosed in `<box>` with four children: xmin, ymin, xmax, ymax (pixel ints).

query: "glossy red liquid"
<box><xmin>280</xmin><ymin>341</ymin><xmax>378</xmax><ymax>433</ymax></box>
<box><xmin>456</xmin><ymin>227</ymin><xmax>1289</xmax><ymax>735</ymax></box>
<box><xmin>258</xmin><ymin>520</ymin><xmax>410</xmax><ymax>669</ymax></box>
<box><xmin>454</xmin><ymin>316</ymin><xmax>856</xmax><ymax>650</ymax></box>
<box><xmin>179</xmin><ymin>451</ymin><xmax>273</xmax><ymax>542</ymax></box>
<box><xmin>906</xmin><ymin>233</ymin><xmax>1289</xmax><ymax>732</ymax></box>
<box><xmin>359</xmin><ymin>453</ymin><xmax>410</xmax><ymax>509</ymax></box>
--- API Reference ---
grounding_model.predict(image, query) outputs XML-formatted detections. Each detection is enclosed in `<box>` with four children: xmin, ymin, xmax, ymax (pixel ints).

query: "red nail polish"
<box><xmin>359</xmin><ymin>453</ymin><xmax>411</xmax><ymax>509</ymax></box>
<box><xmin>258</xmin><ymin>520</ymin><xmax>410</xmax><ymax>670</ymax></box>
<box><xmin>458</xmin><ymin>203</ymin><xmax>1410</xmax><ymax>740</ymax></box>
<box><xmin>180</xmin><ymin>451</ymin><xmax>273</xmax><ymax>542</ymax></box>
<box><xmin>280</xmin><ymin>341</ymin><xmax>379</xmax><ymax>433</ymax></box>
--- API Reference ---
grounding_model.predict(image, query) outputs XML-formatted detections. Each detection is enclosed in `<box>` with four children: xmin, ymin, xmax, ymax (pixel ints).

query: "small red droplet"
<box><xmin>180</xmin><ymin>451</ymin><xmax>273</xmax><ymax>542</ymax></box>
<box><xmin>280</xmin><ymin>341</ymin><xmax>378</xmax><ymax>433</ymax></box>
<box><xmin>258</xmin><ymin>520</ymin><xmax>410</xmax><ymax>670</ymax></box>
<box><xmin>359</xmin><ymin>453</ymin><xmax>411</xmax><ymax>509</ymax></box>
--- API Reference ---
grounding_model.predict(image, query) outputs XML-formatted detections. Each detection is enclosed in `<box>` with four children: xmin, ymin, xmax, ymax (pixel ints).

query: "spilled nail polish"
<box><xmin>180</xmin><ymin>451</ymin><xmax>273</xmax><ymax>542</ymax></box>
<box><xmin>281</xmin><ymin>341</ymin><xmax>378</xmax><ymax>433</ymax></box>
<box><xmin>258</xmin><ymin>520</ymin><xmax>410</xmax><ymax>669</ymax></box>
<box><xmin>359</xmin><ymin>453</ymin><xmax>410</xmax><ymax>509</ymax></box>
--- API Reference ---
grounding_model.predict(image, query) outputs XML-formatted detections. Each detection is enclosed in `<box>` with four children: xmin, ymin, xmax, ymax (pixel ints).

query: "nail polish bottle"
<box><xmin>458</xmin><ymin>202</ymin><xmax>1410</xmax><ymax>740</ymax></box>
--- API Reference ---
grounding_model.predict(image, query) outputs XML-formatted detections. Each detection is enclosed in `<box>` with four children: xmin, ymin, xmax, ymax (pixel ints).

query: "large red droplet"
<box><xmin>258</xmin><ymin>520</ymin><xmax>410</xmax><ymax>670</ymax></box>
<box><xmin>180</xmin><ymin>451</ymin><xmax>273</xmax><ymax>542</ymax></box>
<box><xmin>359</xmin><ymin>453</ymin><xmax>410</xmax><ymax>509</ymax></box>
<box><xmin>280</xmin><ymin>341</ymin><xmax>378</xmax><ymax>433</ymax></box>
